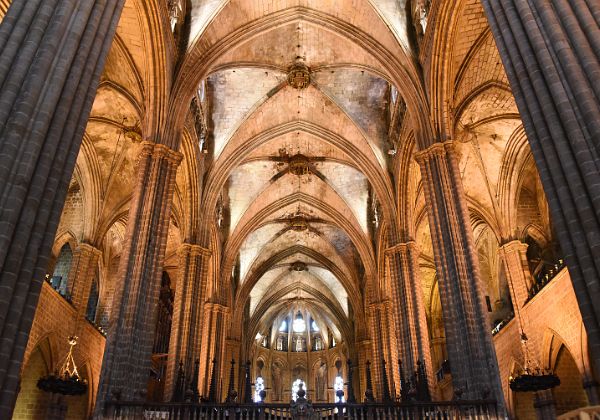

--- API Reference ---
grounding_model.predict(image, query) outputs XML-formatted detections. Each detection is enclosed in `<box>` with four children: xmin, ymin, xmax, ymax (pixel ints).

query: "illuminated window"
<box><xmin>333</xmin><ymin>375</ymin><xmax>346</xmax><ymax>402</ymax></box>
<box><xmin>291</xmin><ymin>379</ymin><xmax>306</xmax><ymax>401</ymax></box>
<box><xmin>279</xmin><ymin>320</ymin><xmax>288</xmax><ymax>332</ymax></box>
<box><xmin>276</xmin><ymin>335</ymin><xmax>284</xmax><ymax>351</ymax></box>
<box><xmin>311</xmin><ymin>320</ymin><xmax>319</xmax><ymax>332</ymax></box>
<box><xmin>294</xmin><ymin>336</ymin><xmax>304</xmax><ymax>352</ymax></box>
<box><xmin>314</xmin><ymin>337</ymin><xmax>322</xmax><ymax>351</ymax></box>
<box><xmin>254</xmin><ymin>376</ymin><xmax>265</xmax><ymax>402</ymax></box>
<box><xmin>334</xmin><ymin>376</ymin><xmax>345</xmax><ymax>403</ymax></box>
<box><xmin>293</xmin><ymin>314</ymin><xmax>306</xmax><ymax>333</ymax></box>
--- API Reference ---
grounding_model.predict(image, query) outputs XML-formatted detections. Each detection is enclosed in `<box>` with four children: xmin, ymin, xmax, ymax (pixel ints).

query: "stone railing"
<box><xmin>527</xmin><ymin>259</ymin><xmax>566</xmax><ymax>302</ymax></box>
<box><xmin>557</xmin><ymin>405</ymin><xmax>600</xmax><ymax>419</ymax></box>
<box><xmin>104</xmin><ymin>399</ymin><xmax>500</xmax><ymax>420</ymax></box>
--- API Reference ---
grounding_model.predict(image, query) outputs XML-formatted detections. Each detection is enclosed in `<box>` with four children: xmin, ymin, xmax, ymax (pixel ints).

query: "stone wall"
<box><xmin>492</xmin><ymin>268</ymin><xmax>591</xmax><ymax>417</ymax></box>
<box><xmin>15</xmin><ymin>282</ymin><xmax>106</xmax><ymax>418</ymax></box>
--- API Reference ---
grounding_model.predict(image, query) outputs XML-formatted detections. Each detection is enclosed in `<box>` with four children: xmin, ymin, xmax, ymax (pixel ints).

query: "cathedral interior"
<box><xmin>0</xmin><ymin>0</ymin><xmax>599</xmax><ymax>419</ymax></box>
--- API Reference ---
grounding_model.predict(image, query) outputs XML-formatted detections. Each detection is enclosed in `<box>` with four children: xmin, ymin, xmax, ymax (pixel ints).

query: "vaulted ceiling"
<box><xmin>188</xmin><ymin>0</ymin><xmax>419</xmax><ymax>345</ymax></box>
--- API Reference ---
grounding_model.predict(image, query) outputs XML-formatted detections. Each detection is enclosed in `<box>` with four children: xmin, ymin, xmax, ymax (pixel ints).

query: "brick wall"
<box><xmin>16</xmin><ymin>282</ymin><xmax>106</xmax><ymax>418</ymax></box>
<box><xmin>492</xmin><ymin>268</ymin><xmax>590</xmax><ymax>417</ymax></box>
<box><xmin>13</xmin><ymin>348</ymin><xmax>50</xmax><ymax>419</ymax></box>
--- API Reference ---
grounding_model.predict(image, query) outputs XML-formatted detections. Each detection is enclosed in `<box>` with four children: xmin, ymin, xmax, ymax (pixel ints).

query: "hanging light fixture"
<box><xmin>37</xmin><ymin>336</ymin><xmax>88</xmax><ymax>396</ymax></box>
<box><xmin>509</xmin><ymin>334</ymin><xmax>560</xmax><ymax>392</ymax></box>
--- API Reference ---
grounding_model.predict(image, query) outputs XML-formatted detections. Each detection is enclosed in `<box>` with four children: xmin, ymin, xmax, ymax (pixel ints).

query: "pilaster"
<box><xmin>415</xmin><ymin>141</ymin><xmax>504</xmax><ymax>406</ymax></box>
<box><xmin>165</xmin><ymin>243</ymin><xmax>211</xmax><ymax>399</ymax></box>
<box><xmin>95</xmin><ymin>142</ymin><xmax>182</xmax><ymax>411</ymax></box>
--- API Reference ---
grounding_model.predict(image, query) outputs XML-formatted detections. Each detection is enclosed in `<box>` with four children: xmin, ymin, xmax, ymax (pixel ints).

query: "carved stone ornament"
<box><xmin>287</xmin><ymin>63</ymin><xmax>311</xmax><ymax>89</ymax></box>
<box><xmin>291</xmin><ymin>261</ymin><xmax>308</xmax><ymax>272</ymax></box>
<box><xmin>289</xmin><ymin>154</ymin><xmax>310</xmax><ymax>176</ymax></box>
<box><xmin>290</xmin><ymin>215</ymin><xmax>309</xmax><ymax>232</ymax></box>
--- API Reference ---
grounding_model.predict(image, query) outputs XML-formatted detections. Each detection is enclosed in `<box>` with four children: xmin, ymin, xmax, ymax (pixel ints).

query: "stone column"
<box><xmin>498</xmin><ymin>241</ymin><xmax>532</xmax><ymax>311</ymax></box>
<box><xmin>165</xmin><ymin>244</ymin><xmax>211</xmax><ymax>399</ymax></box>
<box><xmin>533</xmin><ymin>390</ymin><xmax>557</xmax><ymax>420</ymax></box>
<box><xmin>481</xmin><ymin>0</ymin><xmax>600</xmax><ymax>378</ymax></box>
<box><xmin>382</xmin><ymin>300</ymin><xmax>399</xmax><ymax>397</ymax></box>
<box><xmin>198</xmin><ymin>302</ymin><xmax>229</xmax><ymax>399</ymax></box>
<box><xmin>386</xmin><ymin>242</ymin><xmax>434</xmax><ymax>396</ymax></box>
<box><xmin>223</xmin><ymin>338</ymin><xmax>241</xmax><ymax>398</ymax></box>
<box><xmin>415</xmin><ymin>142</ymin><xmax>504</xmax><ymax>405</ymax></box>
<box><xmin>367</xmin><ymin>301</ymin><xmax>385</xmax><ymax>399</ymax></box>
<box><xmin>95</xmin><ymin>142</ymin><xmax>182</xmax><ymax>411</ymax></box>
<box><xmin>67</xmin><ymin>243</ymin><xmax>102</xmax><ymax>315</ymax></box>
<box><xmin>356</xmin><ymin>340</ymin><xmax>371</xmax><ymax>400</ymax></box>
<box><xmin>0</xmin><ymin>1</ymin><xmax>123</xmax><ymax>416</ymax></box>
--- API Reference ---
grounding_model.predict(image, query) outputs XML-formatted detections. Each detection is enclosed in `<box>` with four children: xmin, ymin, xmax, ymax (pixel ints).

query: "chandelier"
<box><xmin>509</xmin><ymin>333</ymin><xmax>560</xmax><ymax>393</ymax></box>
<box><xmin>37</xmin><ymin>336</ymin><xmax>88</xmax><ymax>396</ymax></box>
<box><xmin>509</xmin><ymin>368</ymin><xmax>560</xmax><ymax>392</ymax></box>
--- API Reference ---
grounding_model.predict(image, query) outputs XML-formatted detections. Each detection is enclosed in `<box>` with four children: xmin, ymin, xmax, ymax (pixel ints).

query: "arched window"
<box><xmin>311</xmin><ymin>320</ymin><xmax>319</xmax><ymax>332</ymax></box>
<box><xmin>51</xmin><ymin>243</ymin><xmax>73</xmax><ymax>298</ymax></box>
<box><xmin>314</xmin><ymin>337</ymin><xmax>322</xmax><ymax>351</ymax></box>
<box><xmin>294</xmin><ymin>336</ymin><xmax>305</xmax><ymax>352</ymax></box>
<box><xmin>276</xmin><ymin>335</ymin><xmax>284</xmax><ymax>351</ymax></box>
<box><xmin>334</xmin><ymin>376</ymin><xmax>345</xmax><ymax>403</ymax></box>
<box><xmin>293</xmin><ymin>312</ymin><xmax>306</xmax><ymax>333</ymax></box>
<box><xmin>291</xmin><ymin>379</ymin><xmax>306</xmax><ymax>401</ymax></box>
<box><xmin>254</xmin><ymin>376</ymin><xmax>265</xmax><ymax>402</ymax></box>
<box><xmin>279</xmin><ymin>319</ymin><xmax>288</xmax><ymax>332</ymax></box>
<box><xmin>85</xmin><ymin>279</ymin><xmax>99</xmax><ymax>322</ymax></box>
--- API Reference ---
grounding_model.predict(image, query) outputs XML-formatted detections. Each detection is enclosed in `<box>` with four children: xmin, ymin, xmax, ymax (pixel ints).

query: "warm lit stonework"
<box><xmin>0</xmin><ymin>1</ymin><xmax>598</xmax><ymax>419</ymax></box>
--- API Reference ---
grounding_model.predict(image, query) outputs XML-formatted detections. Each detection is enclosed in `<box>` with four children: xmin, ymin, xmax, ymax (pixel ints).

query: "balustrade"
<box><xmin>105</xmin><ymin>400</ymin><xmax>499</xmax><ymax>420</ymax></box>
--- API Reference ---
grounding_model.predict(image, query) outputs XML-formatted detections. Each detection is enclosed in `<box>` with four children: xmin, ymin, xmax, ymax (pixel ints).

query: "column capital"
<box><xmin>498</xmin><ymin>239</ymin><xmax>529</xmax><ymax>254</ymax></box>
<box><xmin>75</xmin><ymin>242</ymin><xmax>102</xmax><ymax>257</ymax></box>
<box><xmin>384</xmin><ymin>241</ymin><xmax>418</xmax><ymax>256</ymax></box>
<box><xmin>179</xmin><ymin>243</ymin><xmax>211</xmax><ymax>257</ymax></box>
<box><xmin>368</xmin><ymin>301</ymin><xmax>386</xmax><ymax>311</ymax></box>
<box><xmin>204</xmin><ymin>302</ymin><xmax>230</xmax><ymax>315</ymax></box>
<box><xmin>140</xmin><ymin>141</ymin><xmax>183</xmax><ymax>165</ymax></box>
<box><xmin>413</xmin><ymin>141</ymin><xmax>455</xmax><ymax>164</ymax></box>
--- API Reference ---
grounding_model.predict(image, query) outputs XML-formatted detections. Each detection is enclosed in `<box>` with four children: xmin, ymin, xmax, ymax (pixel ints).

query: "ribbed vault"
<box><xmin>179</xmin><ymin>0</ymin><xmax>422</xmax><ymax>366</ymax></box>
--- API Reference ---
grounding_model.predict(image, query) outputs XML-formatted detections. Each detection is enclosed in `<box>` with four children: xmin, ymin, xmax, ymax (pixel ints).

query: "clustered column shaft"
<box><xmin>68</xmin><ymin>243</ymin><xmax>102</xmax><ymax>315</ymax></box>
<box><xmin>0</xmin><ymin>0</ymin><xmax>124</xmax><ymax>416</ymax></box>
<box><xmin>386</xmin><ymin>242</ymin><xmax>434</xmax><ymax>396</ymax></box>
<box><xmin>415</xmin><ymin>142</ymin><xmax>504</xmax><ymax>405</ymax></box>
<box><xmin>497</xmin><ymin>241</ymin><xmax>531</xmax><ymax>312</ymax></box>
<box><xmin>95</xmin><ymin>142</ymin><xmax>182</xmax><ymax>412</ymax></box>
<box><xmin>367</xmin><ymin>302</ymin><xmax>385</xmax><ymax>399</ymax></box>
<box><xmin>198</xmin><ymin>303</ymin><xmax>230</xmax><ymax>399</ymax></box>
<box><xmin>481</xmin><ymin>0</ymin><xmax>600</xmax><ymax>379</ymax></box>
<box><xmin>165</xmin><ymin>243</ymin><xmax>211</xmax><ymax>399</ymax></box>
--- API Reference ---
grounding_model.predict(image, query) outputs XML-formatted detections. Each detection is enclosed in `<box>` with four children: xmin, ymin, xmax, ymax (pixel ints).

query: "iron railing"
<box><xmin>104</xmin><ymin>400</ymin><xmax>500</xmax><ymax>420</ymax></box>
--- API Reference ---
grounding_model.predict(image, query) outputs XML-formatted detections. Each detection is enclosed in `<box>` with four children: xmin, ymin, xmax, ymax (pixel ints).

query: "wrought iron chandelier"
<box><xmin>509</xmin><ymin>333</ymin><xmax>560</xmax><ymax>393</ymax></box>
<box><xmin>509</xmin><ymin>368</ymin><xmax>560</xmax><ymax>392</ymax></box>
<box><xmin>37</xmin><ymin>336</ymin><xmax>88</xmax><ymax>396</ymax></box>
